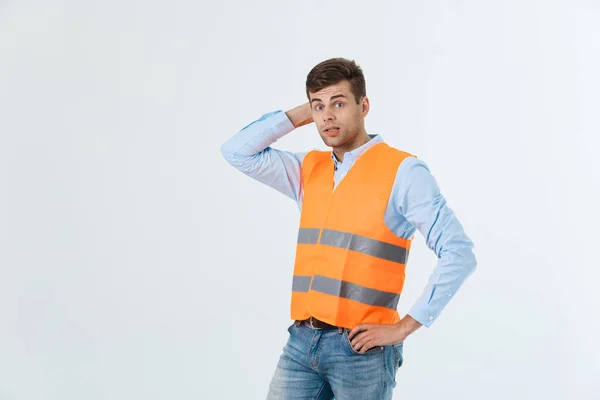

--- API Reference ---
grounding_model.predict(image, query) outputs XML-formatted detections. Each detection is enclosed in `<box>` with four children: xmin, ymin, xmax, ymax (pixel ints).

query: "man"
<box><xmin>221</xmin><ymin>58</ymin><xmax>477</xmax><ymax>399</ymax></box>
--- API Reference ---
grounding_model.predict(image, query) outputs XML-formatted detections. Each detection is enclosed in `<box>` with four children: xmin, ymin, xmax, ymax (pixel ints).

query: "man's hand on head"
<box><xmin>285</xmin><ymin>102</ymin><xmax>313</xmax><ymax>128</ymax></box>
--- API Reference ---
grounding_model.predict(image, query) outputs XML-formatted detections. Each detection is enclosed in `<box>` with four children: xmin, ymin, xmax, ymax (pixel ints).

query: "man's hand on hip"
<box><xmin>348</xmin><ymin>315</ymin><xmax>422</xmax><ymax>353</ymax></box>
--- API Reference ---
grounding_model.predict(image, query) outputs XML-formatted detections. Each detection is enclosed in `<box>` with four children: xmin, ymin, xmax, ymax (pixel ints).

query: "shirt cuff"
<box><xmin>268</xmin><ymin>110</ymin><xmax>296</xmax><ymax>139</ymax></box>
<box><xmin>240</xmin><ymin>109</ymin><xmax>295</xmax><ymax>135</ymax></box>
<box><xmin>408</xmin><ymin>302</ymin><xmax>439</xmax><ymax>328</ymax></box>
<box><xmin>407</xmin><ymin>282</ymin><xmax>453</xmax><ymax>328</ymax></box>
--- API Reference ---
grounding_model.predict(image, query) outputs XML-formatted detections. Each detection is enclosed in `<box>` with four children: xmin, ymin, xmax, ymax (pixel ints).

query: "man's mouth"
<box><xmin>324</xmin><ymin>126</ymin><xmax>340</xmax><ymax>135</ymax></box>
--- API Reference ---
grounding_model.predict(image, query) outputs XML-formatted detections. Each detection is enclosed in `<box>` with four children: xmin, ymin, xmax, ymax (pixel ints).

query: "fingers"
<box><xmin>349</xmin><ymin>325</ymin><xmax>374</xmax><ymax>352</ymax></box>
<box><xmin>355</xmin><ymin>341</ymin><xmax>373</xmax><ymax>353</ymax></box>
<box><xmin>355</xmin><ymin>337</ymin><xmax>379</xmax><ymax>353</ymax></box>
<box><xmin>350</xmin><ymin>331</ymin><xmax>374</xmax><ymax>353</ymax></box>
<box><xmin>348</xmin><ymin>324</ymin><xmax>369</xmax><ymax>340</ymax></box>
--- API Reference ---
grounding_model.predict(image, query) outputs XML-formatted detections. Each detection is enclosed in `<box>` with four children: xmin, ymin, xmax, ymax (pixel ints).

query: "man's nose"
<box><xmin>323</xmin><ymin>108</ymin><xmax>335</xmax><ymax>121</ymax></box>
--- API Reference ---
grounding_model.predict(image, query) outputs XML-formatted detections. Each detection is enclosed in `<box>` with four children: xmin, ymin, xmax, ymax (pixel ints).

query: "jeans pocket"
<box><xmin>393</xmin><ymin>343</ymin><xmax>404</xmax><ymax>368</ymax></box>
<box><xmin>343</xmin><ymin>330</ymin><xmax>384</xmax><ymax>355</ymax></box>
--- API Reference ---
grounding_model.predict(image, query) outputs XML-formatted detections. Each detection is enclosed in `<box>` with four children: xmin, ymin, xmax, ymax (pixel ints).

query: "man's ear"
<box><xmin>361</xmin><ymin>96</ymin><xmax>370</xmax><ymax>117</ymax></box>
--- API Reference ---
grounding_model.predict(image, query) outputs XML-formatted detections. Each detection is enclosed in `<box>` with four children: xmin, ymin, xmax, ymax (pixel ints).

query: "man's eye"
<box><xmin>316</xmin><ymin>105</ymin><xmax>323</xmax><ymax>111</ymax></box>
<box><xmin>335</xmin><ymin>102</ymin><xmax>343</xmax><ymax>107</ymax></box>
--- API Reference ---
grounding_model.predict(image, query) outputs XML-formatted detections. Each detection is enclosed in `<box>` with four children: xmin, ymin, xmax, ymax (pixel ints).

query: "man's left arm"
<box><xmin>348</xmin><ymin>157</ymin><xmax>477</xmax><ymax>351</ymax></box>
<box><xmin>397</xmin><ymin>158</ymin><xmax>478</xmax><ymax>331</ymax></box>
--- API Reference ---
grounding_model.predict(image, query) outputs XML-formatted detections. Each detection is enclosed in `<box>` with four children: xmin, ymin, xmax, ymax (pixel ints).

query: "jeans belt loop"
<box><xmin>309</xmin><ymin>317</ymin><xmax>319</xmax><ymax>330</ymax></box>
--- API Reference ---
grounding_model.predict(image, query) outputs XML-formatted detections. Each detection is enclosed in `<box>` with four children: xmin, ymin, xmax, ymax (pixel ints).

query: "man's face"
<box><xmin>309</xmin><ymin>80</ymin><xmax>369</xmax><ymax>149</ymax></box>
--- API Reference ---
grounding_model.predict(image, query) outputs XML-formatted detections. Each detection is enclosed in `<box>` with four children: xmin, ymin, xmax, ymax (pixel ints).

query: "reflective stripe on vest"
<box><xmin>292</xmin><ymin>274</ymin><xmax>400</xmax><ymax>309</ymax></box>
<box><xmin>297</xmin><ymin>227</ymin><xmax>409</xmax><ymax>265</ymax></box>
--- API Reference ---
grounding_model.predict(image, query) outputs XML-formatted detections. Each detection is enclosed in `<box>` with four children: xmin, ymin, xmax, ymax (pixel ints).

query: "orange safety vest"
<box><xmin>290</xmin><ymin>142</ymin><xmax>416</xmax><ymax>329</ymax></box>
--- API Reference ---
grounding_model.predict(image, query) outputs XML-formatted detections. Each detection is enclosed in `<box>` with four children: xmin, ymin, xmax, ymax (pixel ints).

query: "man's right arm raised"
<box><xmin>220</xmin><ymin>103</ymin><xmax>313</xmax><ymax>204</ymax></box>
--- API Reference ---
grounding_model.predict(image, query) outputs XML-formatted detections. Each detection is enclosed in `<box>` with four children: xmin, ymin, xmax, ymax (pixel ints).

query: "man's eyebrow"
<box><xmin>310</xmin><ymin>94</ymin><xmax>347</xmax><ymax>104</ymax></box>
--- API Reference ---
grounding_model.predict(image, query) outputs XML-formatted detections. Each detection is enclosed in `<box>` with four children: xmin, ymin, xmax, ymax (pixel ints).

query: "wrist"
<box><xmin>395</xmin><ymin>315</ymin><xmax>422</xmax><ymax>341</ymax></box>
<box><xmin>285</xmin><ymin>103</ymin><xmax>313</xmax><ymax>128</ymax></box>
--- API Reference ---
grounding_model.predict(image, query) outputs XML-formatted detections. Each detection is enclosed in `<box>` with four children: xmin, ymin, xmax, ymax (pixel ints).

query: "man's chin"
<box><xmin>320</xmin><ymin>136</ymin><xmax>342</xmax><ymax>148</ymax></box>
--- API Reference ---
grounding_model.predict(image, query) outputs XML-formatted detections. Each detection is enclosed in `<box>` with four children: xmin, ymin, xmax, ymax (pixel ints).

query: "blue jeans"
<box><xmin>267</xmin><ymin>321</ymin><xmax>404</xmax><ymax>399</ymax></box>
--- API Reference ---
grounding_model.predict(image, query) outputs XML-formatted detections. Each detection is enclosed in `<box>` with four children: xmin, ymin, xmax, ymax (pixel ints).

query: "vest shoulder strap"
<box><xmin>301</xmin><ymin>144</ymin><xmax>417</xmax><ymax>180</ymax></box>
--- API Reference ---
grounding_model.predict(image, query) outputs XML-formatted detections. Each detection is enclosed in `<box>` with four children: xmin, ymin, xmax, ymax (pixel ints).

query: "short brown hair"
<box><xmin>305</xmin><ymin>58</ymin><xmax>366</xmax><ymax>104</ymax></box>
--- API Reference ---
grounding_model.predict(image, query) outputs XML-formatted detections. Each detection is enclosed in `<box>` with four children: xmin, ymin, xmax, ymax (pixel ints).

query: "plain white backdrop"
<box><xmin>1</xmin><ymin>1</ymin><xmax>599</xmax><ymax>399</ymax></box>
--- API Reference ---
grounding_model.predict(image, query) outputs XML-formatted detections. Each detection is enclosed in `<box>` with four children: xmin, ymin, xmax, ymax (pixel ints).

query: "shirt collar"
<box><xmin>330</xmin><ymin>134</ymin><xmax>383</xmax><ymax>167</ymax></box>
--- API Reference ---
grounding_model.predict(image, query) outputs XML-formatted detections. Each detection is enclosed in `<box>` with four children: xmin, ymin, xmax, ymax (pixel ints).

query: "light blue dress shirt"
<box><xmin>221</xmin><ymin>110</ymin><xmax>477</xmax><ymax>327</ymax></box>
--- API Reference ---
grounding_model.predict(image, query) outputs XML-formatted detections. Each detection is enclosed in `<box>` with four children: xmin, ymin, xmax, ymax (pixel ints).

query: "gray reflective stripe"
<box><xmin>310</xmin><ymin>274</ymin><xmax>400</xmax><ymax>309</ymax></box>
<box><xmin>297</xmin><ymin>228</ymin><xmax>321</xmax><ymax>244</ymax></box>
<box><xmin>292</xmin><ymin>275</ymin><xmax>312</xmax><ymax>292</ymax></box>
<box><xmin>319</xmin><ymin>229</ymin><xmax>408</xmax><ymax>264</ymax></box>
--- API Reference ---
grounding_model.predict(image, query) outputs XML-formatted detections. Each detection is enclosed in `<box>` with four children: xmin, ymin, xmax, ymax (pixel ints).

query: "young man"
<box><xmin>221</xmin><ymin>58</ymin><xmax>477</xmax><ymax>399</ymax></box>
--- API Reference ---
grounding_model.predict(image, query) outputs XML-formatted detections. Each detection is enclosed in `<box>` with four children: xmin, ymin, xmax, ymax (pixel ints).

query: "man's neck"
<box><xmin>333</xmin><ymin>133</ymin><xmax>372</xmax><ymax>163</ymax></box>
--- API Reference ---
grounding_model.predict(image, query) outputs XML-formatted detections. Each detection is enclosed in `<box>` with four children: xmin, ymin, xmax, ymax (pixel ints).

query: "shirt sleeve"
<box><xmin>394</xmin><ymin>157</ymin><xmax>478</xmax><ymax>327</ymax></box>
<box><xmin>220</xmin><ymin>110</ymin><xmax>307</xmax><ymax>204</ymax></box>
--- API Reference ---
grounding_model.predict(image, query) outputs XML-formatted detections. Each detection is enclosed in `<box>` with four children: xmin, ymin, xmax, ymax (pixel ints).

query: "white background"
<box><xmin>1</xmin><ymin>1</ymin><xmax>599</xmax><ymax>399</ymax></box>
